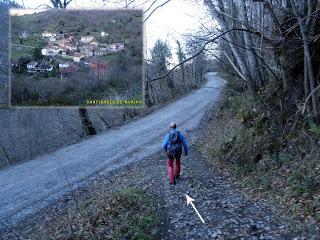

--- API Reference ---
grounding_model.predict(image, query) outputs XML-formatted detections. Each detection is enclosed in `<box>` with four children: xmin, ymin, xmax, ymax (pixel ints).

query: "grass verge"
<box><xmin>8</xmin><ymin>187</ymin><xmax>159</xmax><ymax>240</ymax></box>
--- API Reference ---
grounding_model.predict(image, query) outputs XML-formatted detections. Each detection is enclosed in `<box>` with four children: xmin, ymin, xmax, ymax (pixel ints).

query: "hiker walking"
<box><xmin>162</xmin><ymin>122</ymin><xmax>188</xmax><ymax>185</ymax></box>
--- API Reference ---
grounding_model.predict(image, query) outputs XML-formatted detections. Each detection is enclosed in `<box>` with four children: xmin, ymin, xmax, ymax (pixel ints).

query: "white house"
<box><xmin>41</xmin><ymin>48</ymin><xmax>57</xmax><ymax>56</ymax></box>
<box><xmin>42</xmin><ymin>31</ymin><xmax>56</xmax><ymax>38</ymax></box>
<box><xmin>80</xmin><ymin>35</ymin><xmax>94</xmax><ymax>43</ymax></box>
<box><xmin>101</xmin><ymin>31</ymin><xmax>109</xmax><ymax>37</ymax></box>
<box><xmin>27</xmin><ymin>61</ymin><xmax>38</xmax><ymax>71</ymax></box>
<box><xmin>108</xmin><ymin>43</ymin><xmax>125</xmax><ymax>52</ymax></box>
<box><xmin>41</xmin><ymin>46</ymin><xmax>61</xmax><ymax>56</ymax></box>
<box><xmin>27</xmin><ymin>62</ymin><xmax>53</xmax><ymax>73</ymax></box>
<box><xmin>19</xmin><ymin>31</ymin><xmax>29</xmax><ymax>39</ymax></box>
<box><xmin>95</xmin><ymin>48</ymin><xmax>108</xmax><ymax>56</ymax></box>
<box><xmin>65</xmin><ymin>43</ymin><xmax>77</xmax><ymax>51</ymax></box>
<box><xmin>59</xmin><ymin>63</ymin><xmax>70</xmax><ymax>68</ymax></box>
<box><xmin>41</xmin><ymin>48</ymin><xmax>47</xmax><ymax>56</ymax></box>
<box><xmin>49</xmin><ymin>36</ymin><xmax>56</xmax><ymax>42</ymax></box>
<box><xmin>90</xmin><ymin>41</ymin><xmax>98</xmax><ymax>46</ymax></box>
<box><xmin>73</xmin><ymin>53</ymin><xmax>84</xmax><ymax>62</ymax></box>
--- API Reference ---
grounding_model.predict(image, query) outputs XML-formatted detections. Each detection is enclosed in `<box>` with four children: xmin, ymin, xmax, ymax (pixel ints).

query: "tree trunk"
<box><xmin>238</xmin><ymin>0</ymin><xmax>263</xmax><ymax>89</ymax></box>
<box><xmin>78</xmin><ymin>107</ymin><xmax>96</xmax><ymax>136</ymax></box>
<box><xmin>289</xmin><ymin>0</ymin><xmax>319</xmax><ymax>120</ymax></box>
<box><xmin>204</xmin><ymin>0</ymin><xmax>254</xmax><ymax>90</ymax></box>
<box><xmin>303</xmin><ymin>37</ymin><xmax>319</xmax><ymax>120</ymax></box>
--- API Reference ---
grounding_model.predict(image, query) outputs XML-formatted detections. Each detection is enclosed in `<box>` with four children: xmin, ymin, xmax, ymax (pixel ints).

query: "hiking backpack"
<box><xmin>167</xmin><ymin>130</ymin><xmax>182</xmax><ymax>155</ymax></box>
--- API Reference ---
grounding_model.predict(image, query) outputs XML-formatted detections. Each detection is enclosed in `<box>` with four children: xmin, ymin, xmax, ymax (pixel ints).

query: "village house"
<box><xmin>41</xmin><ymin>45</ymin><xmax>61</xmax><ymax>56</ymax></box>
<box><xmin>27</xmin><ymin>61</ymin><xmax>53</xmax><ymax>73</ymax></box>
<box><xmin>57</xmin><ymin>39</ymin><xmax>66</xmax><ymax>46</ymax></box>
<box><xmin>66</xmin><ymin>36</ymin><xmax>77</xmax><ymax>45</ymax></box>
<box><xmin>80</xmin><ymin>35</ymin><xmax>94</xmax><ymax>44</ymax></box>
<box><xmin>85</xmin><ymin>50</ymin><xmax>94</xmax><ymax>57</ymax></box>
<box><xmin>73</xmin><ymin>53</ymin><xmax>84</xmax><ymax>62</ymax></box>
<box><xmin>108</xmin><ymin>43</ymin><xmax>125</xmax><ymax>52</ymax></box>
<box><xmin>90</xmin><ymin>41</ymin><xmax>99</xmax><ymax>46</ymax></box>
<box><xmin>58</xmin><ymin>38</ymin><xmax>72</xmax><ymax>47</ymax></box>
<box><xmin>59</xmin><ymin>63</ymin><xmax>70</xmax><ymax>68</ymax></box>
<box><xmin>101</xmin><ymin>31</ymin><xmax>109</xmax><ymax>37</ymax></box>
<box><xmin>61</xmin><ymin>46</ymin><xmax>70</xmax><ymax>55</ymax></box>
<box><xmin>27</xmin><ymin>61</ymin><xmax>38</xmax><ymax>72</ymax></box>
<box><xmin>80</xmin><ymin>45</ymin><xmax>96</xmax><ymax>57</ymax></box>
<box><xmin>95</xmin><ymin>48</ymin><xmax>108</xmax><ymax>56</ymax></box>
<box><xmin>42</xmin><ymin>31</ymin><xmax>56</xmax><ymax>38</ymax></box>
<box><xmin>68</xmin><ymin>36</ymin><xmax>75</xmax><ymax>41</ymax></box>
<box><xmin>11</xmin><ymin>60</ymin><xmax>20</xmax><ymax>68</ymax></box>
<box><xmin>19</xmin><ymin>31</ymin><xmax>29</xmax><ymax>39</ymax></box>
<box><xmin>64</xmin><ymin>43</ymin><xmax>77</xmax><ymax>51</ymax></box>
<box><xmin>49</xmin><ymin>36</ymin><xmax>56</xmax><ymax>42</ymax></box>
<box><xmin>38</xmin><ymin>64</ymin><xmax>54</xmax><ymax>72</ymax></box>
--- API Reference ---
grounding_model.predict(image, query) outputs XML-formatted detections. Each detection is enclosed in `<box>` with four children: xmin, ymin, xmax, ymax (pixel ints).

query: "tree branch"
<box><xmin>147</xmin><ymin>28</ymin><xmax>260</xmax><ymax>82</ymax></box>
<box><xmin>144</xmin><ymin>0</ymin><xmax>171</xmax><ymax>22</ymax></box>
<box><xmin>302</xmin><ymin>84</ymin><xmax>320</xmax><ymax>114</ymax></box>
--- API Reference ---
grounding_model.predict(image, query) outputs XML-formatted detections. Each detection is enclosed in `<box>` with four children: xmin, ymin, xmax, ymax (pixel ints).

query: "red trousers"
<box><xmin>167</xmin><ymin>153</ymin><xmax>181</xmax><ymax>184</ymax></box>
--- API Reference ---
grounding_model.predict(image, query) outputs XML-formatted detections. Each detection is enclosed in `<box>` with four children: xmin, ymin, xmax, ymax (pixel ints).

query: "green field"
<box><xmin>10</xmin><ymin>34</ymin><xmax>45</xmax><ymax>60</ymax></box>
<box><xmin>97</xmin><ymin>54</ymin><xmax>117</xmax><ymax>62</ymax></box>
<box><xmin>10</xmin><ymin>46</ymin><xmax>33</xmax><ymax>60</ymax></box>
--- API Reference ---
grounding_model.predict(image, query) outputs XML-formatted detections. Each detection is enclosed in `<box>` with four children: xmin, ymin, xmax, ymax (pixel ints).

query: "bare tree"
<box><xmin>49</xmin><ymin>0</ymin><xmax>73</xmax><ymax>8</ymax></box>
<box><xmin>289</xmin><ymin>0</ymin><xmax>319</xmax><ymax>120</ymax></box>
<box><xmin>176</xmin><ymin>40</ymin><xmax>186</xmax><ymax>84</ymax></box>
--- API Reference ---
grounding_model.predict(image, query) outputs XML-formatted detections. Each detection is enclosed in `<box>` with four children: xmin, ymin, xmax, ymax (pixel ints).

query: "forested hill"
<box><xmin>11</xmin><ymin>10</ymin><xmax>142</xmax><ymax>43</ymax></box>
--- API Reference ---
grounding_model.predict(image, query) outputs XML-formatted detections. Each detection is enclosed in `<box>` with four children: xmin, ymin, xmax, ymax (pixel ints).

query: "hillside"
<box><xmin>11</xmin><ymin>9</ymin><xmax>142</xmax><ymax>43</ymax></box>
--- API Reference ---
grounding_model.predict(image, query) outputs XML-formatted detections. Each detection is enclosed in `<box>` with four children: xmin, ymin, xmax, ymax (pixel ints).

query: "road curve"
<box><xmin>0</xmin><ymin>72</ymin><xmax>225</xmax><ymax>224</ymax></box>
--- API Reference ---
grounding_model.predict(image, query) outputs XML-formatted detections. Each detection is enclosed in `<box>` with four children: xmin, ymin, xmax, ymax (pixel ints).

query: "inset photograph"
<box><xmin>9</xmin><ymin>9</ymin><xmax>143</xmax><ymax>107</ymax></box>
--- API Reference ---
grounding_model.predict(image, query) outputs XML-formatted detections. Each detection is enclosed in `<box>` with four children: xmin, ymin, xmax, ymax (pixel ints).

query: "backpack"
<box><xmin>167</xmin><ymin>130</ymin><xmax>182</xmax><ymax>155</ymax></box>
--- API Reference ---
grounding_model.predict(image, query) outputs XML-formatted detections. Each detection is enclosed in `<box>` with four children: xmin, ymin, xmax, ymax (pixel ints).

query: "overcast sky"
<box><xmin>14</xmin><ymin>0</ymin><xmax>208</xmax><ymax>60</ymax></box>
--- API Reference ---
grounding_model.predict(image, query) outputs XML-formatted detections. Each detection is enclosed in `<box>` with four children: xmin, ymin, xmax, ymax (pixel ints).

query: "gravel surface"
<box><xmin>0</xmin><ymin>73</ymin><xmax>224</xmax><ymax>224</ymax></box>
<box><xmin>0</xmin><ymin>141</ymin><xmax>297</xmax><ymax>239</ymax></box>
<box><xmin>0</xmin><ymin>73</ymin><xmax>304</xmax><ymax>239</ymax></box>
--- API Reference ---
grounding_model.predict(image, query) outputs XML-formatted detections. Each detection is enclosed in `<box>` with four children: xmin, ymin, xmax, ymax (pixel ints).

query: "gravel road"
<box><xmin>0</xmin><ymin>72</ymin><xmax>225</xmax><ymax>224</ymax></box>
<box><xmin>0</xmin><ymin>73</ymin><xmax>309</xmax><ymax>240</ymax></box>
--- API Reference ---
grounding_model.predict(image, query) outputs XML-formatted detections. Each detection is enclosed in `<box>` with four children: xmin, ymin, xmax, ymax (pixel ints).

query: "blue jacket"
<box><xmin>162</xmin><ymin>129</ymin><xmax>188</xmax><ymax>155</ymax></box>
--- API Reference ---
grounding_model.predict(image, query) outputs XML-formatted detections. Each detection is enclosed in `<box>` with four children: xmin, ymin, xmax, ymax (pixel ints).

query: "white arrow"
<box><xmin>185</xmin><ymin>194</ymin><xmax>205</xmax><ymax>223</ymax></box>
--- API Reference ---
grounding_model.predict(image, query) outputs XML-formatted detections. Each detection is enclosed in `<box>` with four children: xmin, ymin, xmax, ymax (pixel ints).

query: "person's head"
<box><xmin>170</xmin><ymin>122</ymin><xmax>177</xmax><ymax>129</ymax></box>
